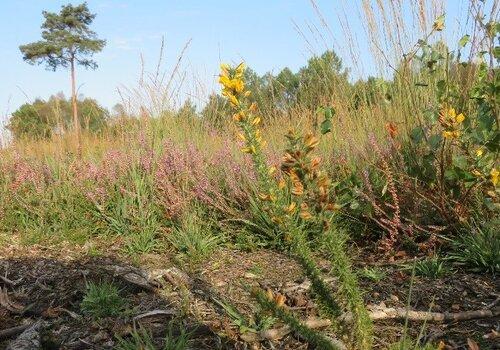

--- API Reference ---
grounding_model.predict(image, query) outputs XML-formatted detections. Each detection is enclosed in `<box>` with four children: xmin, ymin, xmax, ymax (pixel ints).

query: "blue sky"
<box><xmin>0</xmin><ymin>0</ymin><xmax>481</xmax><ymax>125</ymax></box>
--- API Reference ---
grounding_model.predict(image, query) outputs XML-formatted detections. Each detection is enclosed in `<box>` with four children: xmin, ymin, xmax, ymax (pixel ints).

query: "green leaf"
<box><xmin>423</xmin><ymin>109</ymin><xmax>438</xmax><ymax>123</ymax></box>
<box><xmin>459</xmin><ymin>34</ymin><xmax>470</xmax><ymax>47</ymax></box>
<box><xmin>320</xmin><ymin>106</ymin><xmax>335</xmax><ymax>135</ymax></box>
<box><xmin>452</xmin><ymin>155</ymin><xmax>468</xmax><ymax>170</ymax></box>
<box><xmin>410</xmin><ymin>126</ymin><xmax>425</xmax><ymax>144</ymax></box>
<box><xmin>428</xmin><ymin>133</ymin><xmax>442</xmax><ymax>150</ymax></box>
<box><xmin>321</xmin><ymin>118</ymin><xmax>332</xmax><ymax>135</ymax></box>
<box><xmin>444</xmin><ymin>169</ymin><xmax>458</xmax><ymax>181</ymax></box>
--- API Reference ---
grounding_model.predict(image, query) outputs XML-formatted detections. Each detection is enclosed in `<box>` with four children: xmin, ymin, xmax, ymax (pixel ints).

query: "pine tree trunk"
<box><xmin>70</xmin><ymin>57</ymin><xmax>81</xmax><ymax>156</ymax></box>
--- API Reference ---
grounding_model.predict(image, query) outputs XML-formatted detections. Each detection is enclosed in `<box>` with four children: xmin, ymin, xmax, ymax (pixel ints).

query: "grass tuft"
<box><xmin>80</xmin><ymin>281</ymin><xmax>126</xmax><ymax>319</ymax></box>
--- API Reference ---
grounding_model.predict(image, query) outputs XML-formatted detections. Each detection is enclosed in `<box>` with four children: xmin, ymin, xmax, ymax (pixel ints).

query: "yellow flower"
<box><xmin>258</xmin><ymin>192</ymin><xmax>275</xmax><ymax>201</ymax></box>
<box><xmin>275</xmin><ymin>294</ymin><xmax>286</xmax><ymax>307</ymax></box>
<box><xmin>218</xmin><ymin>75</ymin><xmax>231</xmax><ymax>87</ymax></box>
<box><xmin>456</xmin><ymin>113</ymin><xmax>465</xmax><ymax>124</ymax></box>
<box><xmin>442</xmin><ymin>131</ymin><xmax>451</xmax><ymax>138</ymax></box>
<box><xmin>284</xmin><ymin>202</ymin><xmax>297</xmax><ymax>213</ymax></box>
<box><xmin>251</xmin><ymin>116</ymin><xmax>261</xmax><ymax>126</ymax></box>
<box><xmin>447</xmin><ymin>108</ymin><xmax>456</xmax><ymax>119</ymax></box>
<box><xmin>233</xmin><ymin>111</ymin><xmax>245</xmax><ymax>122</ymax></box>
<box><xmin>282</xmin><ymin>152</ymin><xmax>295</xmax><ymax>166</ymax></box>
<box><xmin>241</xmin><ymin>145</ymin><xmax>256</xmax><ymax>154</ymax></box>
<box><xmin>433</xmin><ymin>16</ymin><xmax>445</xmax><ymax>31</ymax></box>
<box><xmin>233</xmin><ymin>78</ymin><xmax>245</xmax><ymax>93</ymax></box>
<box><xmin>310</xmin><ymin>157</ymin><xmax>321</xmax><ymax>169</ymax></box>
<box><xmin>476</xmin><ymin>149</ymin><xmax>483</xmax><ymax>157</ymax></box>
<box><xmin>299</xmin><ymin>203</ymin><xmax>312</xmax><ymax>219</ymax></box>
<box><xmin>442</xmin><ymin>130</ymin><xmax>460</xmax><ymax>139</ymax></box>
<box><xmin>228</xmin><ymin>94</ymin><xmax>239</xmax><ymax>107</ymax></box>
<box><xmin>278</xmin><ymin>179</ymin><xmax>286</xmax><ymax>189</ymax></box>
<box><xmin>268</xmin><ymin>166</ymin><xmax>276</xmax><ymax>175</ymax></box>
<box><xmin>490</xmin><ymin>168</ymin><xmax>499</xmax><ymax>186</ymax></box>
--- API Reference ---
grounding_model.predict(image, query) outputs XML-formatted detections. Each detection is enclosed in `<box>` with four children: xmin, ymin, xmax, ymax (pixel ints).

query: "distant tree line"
<box><xmin>7</xmin><ymin>94</ymin><xmax>108</xmax><ymax>140</ymax></box>
<box><xmin>10</xmin><ymin>40</ymin><xmax>463</xmax><ymax>140</ymax></box>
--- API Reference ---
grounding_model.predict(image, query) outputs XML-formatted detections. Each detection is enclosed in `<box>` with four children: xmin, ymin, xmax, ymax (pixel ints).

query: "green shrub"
<box><xmin>80</xmin><ymin>281</ymin><xmax>126</xmax><ymax>319</ymax></box>
<box><xmin>451</xmin><ymin>220</ymin><xmax>499</xmax><ymax>274</ymax></box>
<box><xmin>168</xmin><ymin>211</ymin><xmax>221</xmax><ymax>268</ymax></box>
<box><xmin>412</xmin><ymin>257</ymin><xmax>449</xmax><ymax>279</ymax></box>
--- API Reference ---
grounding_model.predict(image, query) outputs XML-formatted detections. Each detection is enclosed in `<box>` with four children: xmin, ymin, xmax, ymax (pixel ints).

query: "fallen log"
<box><xmin>0</xmin><ymin>324</ymin><xmax>32</xmax><ymax>340</ymax></box>
<box><xmin>6</xmin><ymin>321</ymin><xmax>42</xmax><ymax>350</ymax></box>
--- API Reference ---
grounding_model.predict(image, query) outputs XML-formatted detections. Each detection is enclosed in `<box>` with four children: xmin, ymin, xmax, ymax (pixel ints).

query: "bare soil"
<box><xmin>0</xmin><ymin>236</ymin><xmax>498</xmax><ymax>349</ymax></box>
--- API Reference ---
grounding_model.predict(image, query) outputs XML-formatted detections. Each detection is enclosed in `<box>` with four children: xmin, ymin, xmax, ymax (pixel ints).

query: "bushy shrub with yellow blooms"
<box><xmin>404</xmin><ymin>25</ymin><xmax>499</xmax><ymax>222</ymax></box>
<box><xmin>219</xmin><ymin>62</ymin><xmax>372</xmax><ymax>350</ymax></box>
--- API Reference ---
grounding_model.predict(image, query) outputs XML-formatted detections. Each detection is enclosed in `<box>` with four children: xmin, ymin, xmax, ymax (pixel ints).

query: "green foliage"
<box><xmin>402</xmin><ymin>23</ymin><xmax>499</xmax><ymax>218</ymax></box>
<box><xmin>115</xmin><ymin>322</ymin><xmax>191</xmax><ymax>350</ymax></box>
<box><xmin>0</xmin><ymin>172</ymin><xmax>97</xmax><ymax>245</ymax></box>
<box><xmin>451</xmin><ymin>219</ymin><xmax>499</xmax><ymax>274</ymax></box>
<box><xmin>168</xmin><ymin>210</ymin><xmax>221</xmax><ymax>268</ymax></box>
<box><xmin>201</xmin><ymin>94</ymin><xmax>231</xmax><ymax>129</ymax></box>
<box><xmin>412</xmin><ymin>257</ymin><xmax>449</xmax><ymax>279</ymax></box>
<box><xmin>204</xmin><ymin>49</ymin><xmax>348</xmax><ymax>129</ymax></box>
<box><xmin>213</xmin><ymin>297</ymin><xmax>276</xmax><ymax>334</ymax></box>
<box><xmin>80</xmin><ymin>281</ymin><xmax>126</xmax><ymax>319</ymax></box>
<box><xmin>90</xmin><ymin>167</ymin><xmax>163</xmax><ymax>255</ymax></box>
<box><xmin>344</xmin><ymin>17</ymin><xmax>499</xmax><ymax>247</ymax></box>
<box><xmin>359</xmin><ymin>267</ymin><xmax>386</xmax><ymax>282</ymax></box>
<box><xmin>7</xmin><ymin>94</ymin><xmax>109</xmax><ymax>140</ymax></box>
<box><xmin>19</xmin><ymin>2</ymin><xmax>105</xmax><ymax>71</ymax></box>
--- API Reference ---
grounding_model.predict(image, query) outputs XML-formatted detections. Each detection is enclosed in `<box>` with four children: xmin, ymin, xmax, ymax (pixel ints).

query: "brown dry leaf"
<box><xmin>275</xmin><ymin>294</ymin><xmax>286</xmax><ymax>307</ymax></box>
<box><xmin>42</xmin><ymin>306</ymin><xmax>62</xmax><ymax>318</ymax></box>
<box><xmin>394</xmin><ymin>251</ymin><xmax>407</xmax><ymax>258</ymax></box>
<box><xmin>467</xmin><ymin>338</ymin><xmax>480</xmax><ymax>350</ymax></box>
<box><xmin>437</xmin><ymin>341</ymin><xmax>446</xmax><ymax>350</ymax></box>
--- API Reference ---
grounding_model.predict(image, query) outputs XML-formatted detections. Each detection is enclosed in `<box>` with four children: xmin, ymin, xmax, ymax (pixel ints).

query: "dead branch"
<box><xmin>6</xmin><ymin>321</ymin><xmax>42</xmax><ymax>350</ymax></box>
<box><xmin>103</xmin><ymin>265</ymin><xmax>159</xmax><ymax>291</ymax></box>
<box><xmin>133</xmin><ymin>309</ymin><xmax>176</xmax><ymax>321</ymax></box>
<box><xmin>341</xmin><ymin>305</ymin><xmax>500</xmax><ymax>323</ymax></box>
<box><xmin>0</xmin><ymin>324</ymin><xmax>32</xmax><ymax>340</ymax></box>
<box><xmin>0</xmin><ymin>287</ymin><xmax>24</xmax><ymax>314</ymax></box>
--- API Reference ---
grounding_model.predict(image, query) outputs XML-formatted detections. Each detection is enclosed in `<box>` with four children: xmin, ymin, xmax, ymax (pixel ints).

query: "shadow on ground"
<box><xmin>0</xmin><ymin>256</ymin><xmax>228</xmax><ymax>349</ymax></box>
